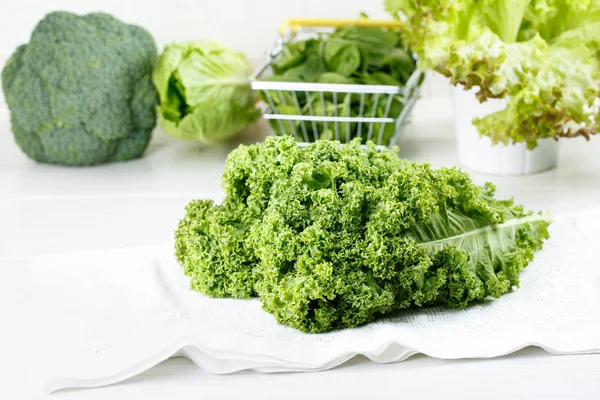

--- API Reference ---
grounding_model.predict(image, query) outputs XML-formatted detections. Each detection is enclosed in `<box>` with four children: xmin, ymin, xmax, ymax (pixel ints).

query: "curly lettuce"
<box><xmin>175</xmin><ymin>136</ymin><xmax>550</xmax><ymax>333</ymax></box>
<box><xmin>385</xmin><ymin>0</ymin><xmax>600</xmax><ymax>148</ymax></box>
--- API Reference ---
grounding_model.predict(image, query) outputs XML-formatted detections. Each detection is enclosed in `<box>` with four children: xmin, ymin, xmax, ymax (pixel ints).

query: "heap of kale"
<box><xmin>175</xmin><ymin>136</ymin><xmax>550</xmax><ymax>333</ymax></box>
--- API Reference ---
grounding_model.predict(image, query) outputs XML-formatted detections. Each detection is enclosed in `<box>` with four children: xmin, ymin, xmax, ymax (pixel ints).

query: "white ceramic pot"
<box><xmin>451</xmin><ymin>86</ymin><xmax>559</xmax><ymax>175</ymax></box>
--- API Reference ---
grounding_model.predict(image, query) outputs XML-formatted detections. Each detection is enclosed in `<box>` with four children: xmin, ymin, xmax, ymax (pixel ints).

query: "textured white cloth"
<box><xmin>32</xmin><ymin>209</ymin><xmax>600</xmax><ymax>393</ymax></box>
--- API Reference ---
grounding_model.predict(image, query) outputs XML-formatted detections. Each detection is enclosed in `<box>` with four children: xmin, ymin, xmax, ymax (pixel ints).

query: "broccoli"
<box><xmin>1</xmin><ymin>12</ymin><xmax>159</xmax><ymax>166</ymax></box>
<box><xmin>175</xmin><ymin>136</ymin><xmax>551</xmax><ymax>333</ymax></box>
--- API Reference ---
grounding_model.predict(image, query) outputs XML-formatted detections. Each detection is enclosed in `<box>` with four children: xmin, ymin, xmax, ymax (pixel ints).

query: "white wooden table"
<box><xmin>2</xmin><ymin>99</ymin><xmax>599</xmax><ymax>399</ymax></box>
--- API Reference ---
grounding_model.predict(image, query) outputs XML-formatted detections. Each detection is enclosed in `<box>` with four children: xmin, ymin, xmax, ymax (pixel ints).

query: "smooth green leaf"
<box><xmin>153</xmin><ymin>40</ymin><xmax>259</xmax><ymax>143</ymax></box>
<box><xmin>324</xmin><ymin>39</ymin><xmax>362</xmax><ymax>76</ymax></box>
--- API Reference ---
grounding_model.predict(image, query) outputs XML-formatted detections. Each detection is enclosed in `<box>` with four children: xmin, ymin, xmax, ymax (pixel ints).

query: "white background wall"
<box><xmin>0</xmin><ymin>0</ymin><xmax>451</xmax><ymax>99</ymax></box>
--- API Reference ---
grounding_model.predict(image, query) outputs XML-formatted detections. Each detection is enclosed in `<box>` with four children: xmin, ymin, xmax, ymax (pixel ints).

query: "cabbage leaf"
<box><xmin>152</xmin><ymin>41</ymin><xmax>259</xmax><ymax>143</ymax></box>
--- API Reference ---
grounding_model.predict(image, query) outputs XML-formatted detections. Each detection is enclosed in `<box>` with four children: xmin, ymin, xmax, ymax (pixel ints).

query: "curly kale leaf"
<box><xmin>175</xmin><ymin>199</ymin><xmax>258</xmax><ymax>298</ymax></box>
<box><xmin>175</xmin><ymin>136</ymin><xmax>550</xmax><ymax>333</ymax></box>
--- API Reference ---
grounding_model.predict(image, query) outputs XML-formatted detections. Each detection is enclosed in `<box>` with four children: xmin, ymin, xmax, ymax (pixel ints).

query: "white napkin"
<box><xmin>30</xmin><ymin>209</ymin><xmax>600</xmax><ymax>393</ymax></box>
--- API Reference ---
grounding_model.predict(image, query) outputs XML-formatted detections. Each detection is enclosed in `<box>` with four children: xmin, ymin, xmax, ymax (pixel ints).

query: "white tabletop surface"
<box><xmin>2</xmin><ymin>98</ymin><xmax>600</xmax><ymax>399</ymax></box>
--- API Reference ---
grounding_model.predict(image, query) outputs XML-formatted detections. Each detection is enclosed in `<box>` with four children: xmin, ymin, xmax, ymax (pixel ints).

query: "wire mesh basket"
<box><xmin>251</xmin><ymin>18</ymin><xmax>424</xmax><ymax>149</ymax></box>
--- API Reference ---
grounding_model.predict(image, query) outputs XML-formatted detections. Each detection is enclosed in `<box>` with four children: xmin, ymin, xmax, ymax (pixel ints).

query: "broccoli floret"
<box><xmin>1</xmin><ymin>11</ymin><xmax>159</xmax><ymax>166</ymax></box>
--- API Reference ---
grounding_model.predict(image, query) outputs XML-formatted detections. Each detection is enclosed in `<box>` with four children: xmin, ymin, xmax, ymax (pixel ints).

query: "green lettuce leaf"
<box><xmin>152</xmin><ymin>41</ymin><xmax>259</xmax><ymax>143</ymax></box>
<box><xmin>385</xmin><ymin>0</ymin><xmax>600</xmax><ymax>147</ymax></box>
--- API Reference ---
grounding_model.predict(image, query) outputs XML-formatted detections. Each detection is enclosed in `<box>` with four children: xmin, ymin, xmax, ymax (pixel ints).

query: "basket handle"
<box><xmin>277</xmin><ymin>18</ymin><xmax>403</xmax><ymax>36</ymax></box>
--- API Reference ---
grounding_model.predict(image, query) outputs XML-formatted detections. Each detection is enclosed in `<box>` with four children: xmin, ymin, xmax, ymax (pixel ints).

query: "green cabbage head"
<box><xmin>152</xmin><ymin>41</ymin><xmax>260</xmax><ymax>143</ymax></box>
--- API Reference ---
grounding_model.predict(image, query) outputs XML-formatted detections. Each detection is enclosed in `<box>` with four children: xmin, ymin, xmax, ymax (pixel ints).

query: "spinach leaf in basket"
<box><xmin>361</xmin><ymin>72</ymin><xmax>403</xmax><ymax>86</ymax></box>
<box><xmin>316</xmin><ymin>72</ymin><xmax>356</xmax><ymax>85</ymax></box>
<box><xmin>324</xmin><ymin>39</ymin><xmax>362</xmax><ymax>76</ymax></box>
<box><xmin>259</xmin><ymin>21</ymin><xmax>419</xmax><ymax>146</ymax></box>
